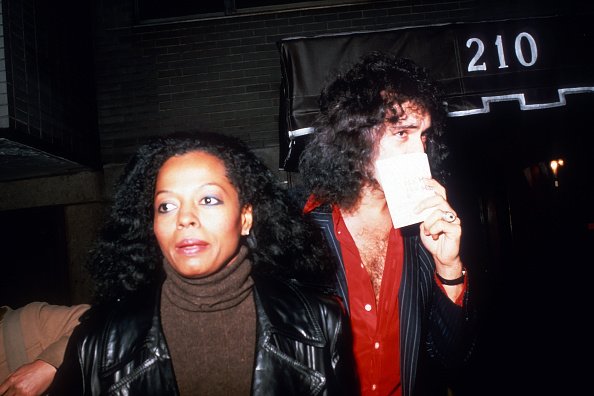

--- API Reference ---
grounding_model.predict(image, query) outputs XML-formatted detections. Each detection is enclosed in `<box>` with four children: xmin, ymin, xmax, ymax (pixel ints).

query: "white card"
<box><xmin>375</xmin><ymin>153</ymin><xmax>434</xmax><ymax>229</ymax></box>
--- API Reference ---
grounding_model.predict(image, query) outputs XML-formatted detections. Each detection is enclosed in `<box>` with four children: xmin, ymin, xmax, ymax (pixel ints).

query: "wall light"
<box><xmin>550</xmin><ymin>158</ymin><xmax>564</xmax><ymax>187</ymax></box>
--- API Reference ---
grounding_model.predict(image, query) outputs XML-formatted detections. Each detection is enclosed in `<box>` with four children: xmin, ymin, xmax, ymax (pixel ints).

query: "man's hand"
<box><xmin>0</xmin><ymin>360</ymin><xmax>56</xmax><ymax>396</ymax></box>
<box><xmin>415</xmin><ymin>178</ymin><xmax>465</xmax><ymax>302</ymax></box>
<box><xmin>415</xmin><ymin>179</ymin><xmax>462</xmax><ymax>265</ymax></box>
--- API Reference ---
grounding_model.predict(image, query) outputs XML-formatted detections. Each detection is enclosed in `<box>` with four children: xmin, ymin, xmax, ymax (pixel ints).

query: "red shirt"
<box><xmin>332</xmin><ymin>205</ymin><xmax>403</xmax><ymax>396</ymax></box>
<box><xmin>303</xmin><ymin>196</ymin><xmax>467</xmax><ymax>396</ymax></box>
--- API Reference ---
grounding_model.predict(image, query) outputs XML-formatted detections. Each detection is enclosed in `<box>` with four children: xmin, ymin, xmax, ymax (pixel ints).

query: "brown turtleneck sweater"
<box><xmin>160</xmin><ymin>245</ymin><xmax>256</xmax><ymax>396</ymax></box>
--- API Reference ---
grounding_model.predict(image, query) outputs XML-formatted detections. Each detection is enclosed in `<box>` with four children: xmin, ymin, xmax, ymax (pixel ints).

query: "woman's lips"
<box><xmin>176</xmin><ymin>239</ymin><xmax>208</xmax><ymax>255</ymax></box>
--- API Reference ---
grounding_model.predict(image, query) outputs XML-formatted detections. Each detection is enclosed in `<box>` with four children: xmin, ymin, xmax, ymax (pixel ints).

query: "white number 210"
<box><xmin>466</xmin><ymin>32</ymin><xmax>538</xmax><ymax>72</ymax></box>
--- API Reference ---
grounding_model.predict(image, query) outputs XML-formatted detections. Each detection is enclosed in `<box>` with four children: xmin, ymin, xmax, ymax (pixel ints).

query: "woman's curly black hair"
<box><xmin>299</xmin><ymin>51</ymin><xmax>449</xmax><ymax>211</ymax></box>
<box><xmin>88</xmin><ymin>131</ymin><xmax>334</xmax><ymax>303</ymax></box>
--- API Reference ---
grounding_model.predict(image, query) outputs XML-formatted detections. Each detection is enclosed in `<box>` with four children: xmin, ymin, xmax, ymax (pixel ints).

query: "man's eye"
<box><xmin>200</xmin><ymin>196</ymin><xmax>221</xmax><ymax>205</ymax></box>
<box><xmin>157</xmin><ymin>202</ymin><xmax>177</xmax><ymax>213</ymax></box>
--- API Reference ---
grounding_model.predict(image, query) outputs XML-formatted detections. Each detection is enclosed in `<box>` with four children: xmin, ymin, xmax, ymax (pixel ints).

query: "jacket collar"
<box><xmin>134</xmin><ymin>276</ymin><xmax>327</xmax><ymax>357</ymax></box>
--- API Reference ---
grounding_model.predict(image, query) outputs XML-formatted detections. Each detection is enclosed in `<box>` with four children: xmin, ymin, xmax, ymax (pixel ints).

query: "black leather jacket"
<box><xmin>49</xmin><ymin>276</ymin><xmax>358</xmax><ymax>395</ymax></box>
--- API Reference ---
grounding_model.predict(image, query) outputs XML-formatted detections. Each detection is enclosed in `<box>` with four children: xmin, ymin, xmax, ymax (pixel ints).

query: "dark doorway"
<box><xmin>0</xmin><ymin>206</ymin><xmax>71</xmax><ymax>308</ymax></box>
<box><xmin>446</xmin><ymin>93</ymin><xmax>594</xmax><ymax>395</ymax></box>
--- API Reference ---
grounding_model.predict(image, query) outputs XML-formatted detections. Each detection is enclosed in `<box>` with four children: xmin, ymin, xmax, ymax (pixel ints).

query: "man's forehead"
<box><xmin>386</xmin><ymin>100</ymin><xmax>430</xmax><ymax>120</ymax></box>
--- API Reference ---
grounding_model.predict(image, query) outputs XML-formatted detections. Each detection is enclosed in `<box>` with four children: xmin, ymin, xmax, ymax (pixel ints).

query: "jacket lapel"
<box><xmin>309</xmin><ymin>211</ymin><xmax>350</xmax><ymax>315</ymax></box>
<box><xmin>399</xmin><ymin>234</ymin><xmax>421</xmax><ymax>396</ymax></box>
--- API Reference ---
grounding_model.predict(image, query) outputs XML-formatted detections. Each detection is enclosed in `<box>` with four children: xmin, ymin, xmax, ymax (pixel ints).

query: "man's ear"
<box><xmin>241</xmin><ymin>204</ymin><xmax>253</xmax><ymax>236</ymax></box>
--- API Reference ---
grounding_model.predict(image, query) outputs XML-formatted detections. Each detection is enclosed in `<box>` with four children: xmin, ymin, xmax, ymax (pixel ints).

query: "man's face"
<box><xmin>376</xmin><ymin>100</ymin><xmax>432</xmax><ymax>161</ymax></box>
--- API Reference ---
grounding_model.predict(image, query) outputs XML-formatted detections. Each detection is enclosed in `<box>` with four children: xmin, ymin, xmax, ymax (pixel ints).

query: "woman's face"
<box><xmin>153</xmin><ymin>151</ymin><xmax>253</xmax><ymax>278</ymax></box>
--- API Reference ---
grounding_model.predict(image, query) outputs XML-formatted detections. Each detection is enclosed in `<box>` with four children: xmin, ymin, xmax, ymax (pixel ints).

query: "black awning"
<box><xmin>278</xmin><ymin>14</ymin><xmax>594</xmax><ymax>171</ymax></box>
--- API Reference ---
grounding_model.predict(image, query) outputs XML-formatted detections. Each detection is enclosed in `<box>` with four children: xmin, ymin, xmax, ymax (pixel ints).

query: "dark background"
<box><xmin>445</xmin><ymin>95</ymin><xmax>593</xmax><ymax>395</ymax></box>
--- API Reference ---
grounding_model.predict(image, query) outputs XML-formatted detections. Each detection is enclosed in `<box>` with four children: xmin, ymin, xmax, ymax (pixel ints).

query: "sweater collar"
<box><xmin>161</xmin><ymin>245</ymin><xmax>254</xmax><ymax>312</ymax></box>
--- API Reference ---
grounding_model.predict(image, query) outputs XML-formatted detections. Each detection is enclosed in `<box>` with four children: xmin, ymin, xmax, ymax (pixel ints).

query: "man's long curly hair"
<box><xmin>299</xmin><ymin>51</ymin><xmax>449</xmax><ymax>211</ymax></box>
<box><xmin>88</xmin><ymin>131</ymin><xmax>334</xmax><ymax>303</ymax></box>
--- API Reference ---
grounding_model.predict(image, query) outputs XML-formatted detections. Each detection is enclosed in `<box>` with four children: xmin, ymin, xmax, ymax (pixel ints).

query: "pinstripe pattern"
<box><xmin>310</xmin><ymin>211</ymin><xmax>472</xmax><ymax>396</ymax></box>
<box><xmin>399</xmin><ymin>235</ymin><xmax>420</xmax><ymax>396</ymax></box>
<box><xmin>399</xmin><ymin>235</ymin><xmax>439</xmax><ymax>396</ymax></box>
<box><xmin>310</xmin><ymin>212</ymin><xmax>351</xmax><ymax>315</ymax></box>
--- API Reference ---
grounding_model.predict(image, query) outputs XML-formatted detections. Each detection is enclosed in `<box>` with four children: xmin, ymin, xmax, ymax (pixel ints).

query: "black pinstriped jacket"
<box><xmin>308</xmin><ymin>209</ymin><xmax>476</xmax><ymax>396</ymax></box>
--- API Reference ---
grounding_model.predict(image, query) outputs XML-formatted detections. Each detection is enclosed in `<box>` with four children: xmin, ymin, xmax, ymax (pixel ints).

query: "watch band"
<box><xmin>435</xmin><ymin>269</ymin><xmax>466</xmax><ymax>286</ymax></box>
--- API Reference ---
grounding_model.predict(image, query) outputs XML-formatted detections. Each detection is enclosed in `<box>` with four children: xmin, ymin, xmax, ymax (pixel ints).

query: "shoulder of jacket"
<box><xmin>76</xmin><ymin>293</ymin><xmax>157</xmax><ymax>355</ymax></box>
<box><xmin>255</xmin><ymin>275</ymin><xmax>338</xmax><ymax>305</ymax></box>
<box><xmin>253</xmin><ymin>276</ymin><xmax>341</xmax><ymax>346</ymax></box>
<box><xmin>83</xmin><ymin>292</ymin><xmax>152</xmax><ymax>320</ymax></box>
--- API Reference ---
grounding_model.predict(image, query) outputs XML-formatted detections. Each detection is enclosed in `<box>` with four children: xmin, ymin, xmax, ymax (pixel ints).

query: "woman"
<box><xmin>49</xmin><ymin>132</ymin><xmax>357</xmax><ymax>395</ymax></box>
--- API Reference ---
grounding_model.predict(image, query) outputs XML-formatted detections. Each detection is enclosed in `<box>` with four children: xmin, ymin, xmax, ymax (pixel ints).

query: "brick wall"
<box><xmin>1</xmin><ymin>0</ymin><xmax>99</xmax><ymax>166</ymax></box>
<box><xmin>0</xmin><ymin>0</ymin><xmax>7</xmax><ymax>129</ymax></box>
<box><xmin>94</xmin><ymin>0</ymin><xmax>583</xmax><ymax>167</ymax></box>
<box><xmin>94</xmin><ymin>1</ymin><xmax>476</xmax><ymax>166</ymax></box>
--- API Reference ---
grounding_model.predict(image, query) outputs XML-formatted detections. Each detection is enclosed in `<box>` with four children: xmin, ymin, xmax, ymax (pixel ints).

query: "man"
<box><xmin>0</xmin><ymin>302</ymin><xmax>89</xmax><ymax>396</ymax></box>
<box><xmin>299</xmin><ymin>51</ymin><xmax>476</xmax><ymax>396</ymax></box>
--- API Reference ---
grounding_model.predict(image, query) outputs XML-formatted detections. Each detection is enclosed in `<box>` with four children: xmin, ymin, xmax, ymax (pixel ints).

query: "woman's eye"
<box><xmin>200</xmin><ymin>196</ymin><xmax>221</xmax><ymax>205</ymax></box>
<box><xmin>157</xmin><ymin>202</ymin><xmax>177</xmax><ymax>213</ymax></box>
